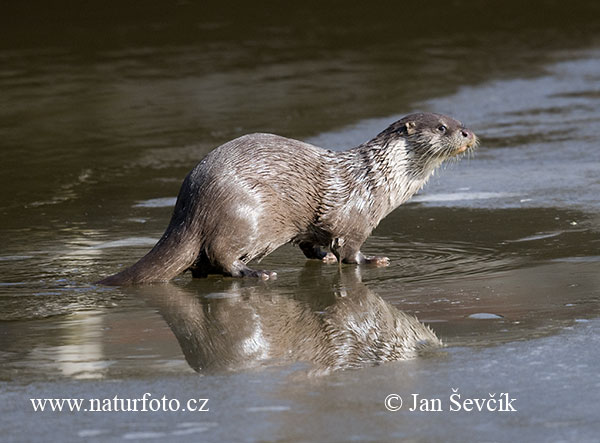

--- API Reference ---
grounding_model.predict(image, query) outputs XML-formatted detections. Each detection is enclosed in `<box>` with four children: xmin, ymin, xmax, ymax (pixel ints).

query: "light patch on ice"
<box><xmin>176</xmin><ymin>422</ymin><xmax>218</xmax><ymax>428</ymax></box>
<box><xmin>94</xmin><ymin>237</ymin><xmax>158</xmax><ymax>249</ymax></box>
<box><xmin>246</xmin><ymin>405</ymin><xmax>291</xmax><ymax>412</ymax></box>
<box><xmin>412</xmin><ymin>192</ymin><xmax>519</xmax><ymax>203</ymax></box>
<box><xmin>122</xmin><ymin>432</ymin><xmax>166</xmax><ymax>440</ymax></box>
<box><xmin>0</xmin><ymin>255</ymin><xmax>34</xmax><ymax>261</ymax></box>
<box><xmin>468</xmin><ymin>313</ymin><xmax>504</xmax><ymax>319</ymax></box>
<box><xmin>205</xmin><ymin>291</ymin><xmax>241</xmax><ymax>299</ymax></box>
<box><xmin>508</xmin><ymin>232</ymin><xmax>562</xmax><ymax>243</ymax></box>
<box><xmin>171</xmin><ymin>427</ymin><xmax>211</xmax><ymax>436</ymax></box>
<box><xmin>134</xmin><ymin>197</ymin><xmax>177</xmax><ymax>208</ymax></box>
<box><xmin>77</xmin><ymin>430</ymin><xmax>107</xmax><ymax>437</ymax></box>
<box><xmin>552</xmin><ymin>256</ymin><xmax>600</xmax><ymax>263</ymax></box>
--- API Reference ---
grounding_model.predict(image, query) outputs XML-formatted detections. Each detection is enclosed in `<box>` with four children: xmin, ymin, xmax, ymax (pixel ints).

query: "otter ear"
<box><xmin>404</xmin><ymin>121</ymin><xmax>417</xmax><ymax>135</ymax></box>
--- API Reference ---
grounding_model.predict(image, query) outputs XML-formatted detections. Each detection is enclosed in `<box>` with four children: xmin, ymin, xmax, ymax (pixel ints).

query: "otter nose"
<box><xmin>461</xmin><ymin>129</ymin><xmax>470</xmax><ymax>138</ymax></box>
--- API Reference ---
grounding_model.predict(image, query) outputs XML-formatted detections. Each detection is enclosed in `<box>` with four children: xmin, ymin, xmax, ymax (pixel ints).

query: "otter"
<box><xmin>99</xmin><ymin>112</ymin><xmax>477</xmax><ymax>285</ymax></box>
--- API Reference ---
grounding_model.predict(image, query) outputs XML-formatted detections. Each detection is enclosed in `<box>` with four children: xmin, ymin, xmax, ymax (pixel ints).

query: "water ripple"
<box><xmin>373</xmin><ymin>239</ymin><xmax>514</xmax><ymax>284</ymax></box>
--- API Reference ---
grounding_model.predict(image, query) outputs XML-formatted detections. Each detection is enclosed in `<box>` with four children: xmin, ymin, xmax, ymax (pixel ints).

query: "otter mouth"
<box><xmin>453</xmin><ymin>135</ymin><xmax>479</xmax><ymax>156</ymax></box>
<box><xmin>455</xmin><ymin>145</ymin><xmax>469</xmax><ymax>154</ymax></box>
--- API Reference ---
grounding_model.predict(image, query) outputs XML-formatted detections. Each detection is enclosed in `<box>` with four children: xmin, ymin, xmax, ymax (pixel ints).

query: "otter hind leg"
<box><xmin>201</xmin><ymin>244</ymin><xmax>278</xmax><ymax>280</ymax></box>
<box><xmin>192</xmin><ymin>257</ymin><xmax>277</xmax><ymax>280</ymax></box>
<box><xmin>189</xmin><ymin>251</ymin><xmax>223</xmax><ymax>278</ymax></box>
<box><xmin>189</xmin><ymin>249</ymin><xmax>276</xmax><ymax>280</ymax></box>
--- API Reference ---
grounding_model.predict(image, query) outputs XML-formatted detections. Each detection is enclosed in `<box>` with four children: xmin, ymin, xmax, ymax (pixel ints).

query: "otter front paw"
<box><xmin>322</xmin><ymin>252</ymin><xmax>338</xmax><ymax>264</ymax></box>
<box><xmin>363</xmin><ymin>256</ymin><xmax>390</xmax><ymax>267</ymax></box>
<box><xmin>256</xmin><ymin>270</ymin><xmax>278</xmax><ymax>280</ymax></box>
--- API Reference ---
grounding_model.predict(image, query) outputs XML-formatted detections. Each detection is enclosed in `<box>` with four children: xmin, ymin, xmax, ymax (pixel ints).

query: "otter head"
<box><xmin>380</xmin><ymin>112</ymin><xmax>478</xmax><ymax>172</ymax></box>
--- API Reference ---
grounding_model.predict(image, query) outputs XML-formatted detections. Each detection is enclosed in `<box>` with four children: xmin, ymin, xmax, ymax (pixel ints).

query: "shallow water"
<box><xmin>2</xmin><ymin>1</ymin><xmax>600</xmax><ymax>441</ymax></box>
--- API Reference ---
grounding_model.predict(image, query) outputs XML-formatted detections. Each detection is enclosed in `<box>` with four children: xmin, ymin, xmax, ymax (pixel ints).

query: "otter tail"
<box><xmin>97</xmin><ymin>223</ymin><xmax>202</xmax><ymax>285</ymax></box>
<box><xmin>98</xmin><ymin>173</ymin><xmax>203</xmax><ymax>286</ymax></box>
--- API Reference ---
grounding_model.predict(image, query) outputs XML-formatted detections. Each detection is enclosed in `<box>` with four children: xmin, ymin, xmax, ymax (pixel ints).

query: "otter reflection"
<box><xmin>139</xmin><ymin>269</ymin><xmax>441</xmax><ymax>373</ymax></box>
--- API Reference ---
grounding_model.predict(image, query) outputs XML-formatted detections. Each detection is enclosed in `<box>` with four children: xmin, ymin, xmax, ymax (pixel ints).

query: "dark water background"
<box><xmin>1</xmin><ymin>1</ymin><xmax>600</xmax><ymax>441</ymax></box>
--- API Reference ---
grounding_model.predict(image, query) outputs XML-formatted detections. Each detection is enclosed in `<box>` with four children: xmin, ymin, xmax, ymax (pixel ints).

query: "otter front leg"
<box><xmin>331</xmin><ymin>238</ymin><xmax>390</xmax><ymax>267</ymax></box>
<box><xmin>299</xmin><ymin>241</ymin><xmax>337</xmax><ymax>264</ymax></box>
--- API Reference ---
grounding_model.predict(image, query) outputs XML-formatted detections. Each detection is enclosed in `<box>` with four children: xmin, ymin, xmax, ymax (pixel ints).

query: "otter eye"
<box><xmin>437</xmin><ymin>124</ymin><xmax>448</xmax><ymax>133</ymax></box>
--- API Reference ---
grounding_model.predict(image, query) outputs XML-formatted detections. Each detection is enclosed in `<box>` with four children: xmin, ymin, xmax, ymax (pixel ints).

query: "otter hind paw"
<box><xmin>241</xmin><ymin>268</ymin><xmax>277</xmax><ymax>280</ymax></box>
<box><xmin>229</xmin><ymin>260</ymin><xmax>277</xmax><ymax>280</ymax></box>
<box><xmin>363</xmin><ymin>255</ymin><xmax>390</xmax><ymax>267</ymax></box>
